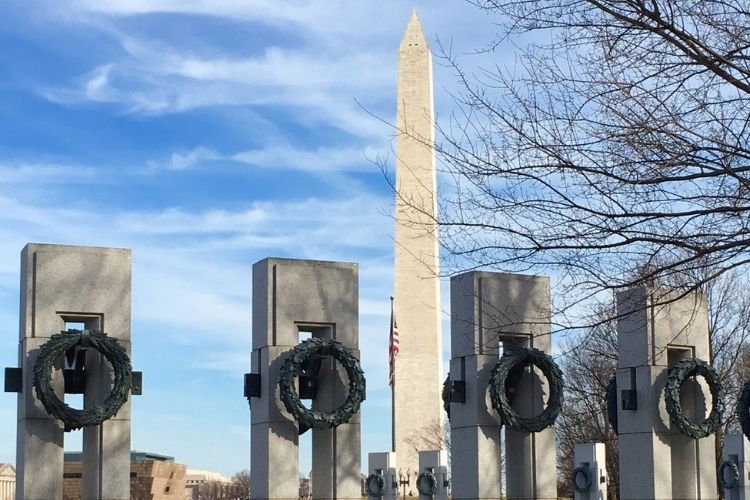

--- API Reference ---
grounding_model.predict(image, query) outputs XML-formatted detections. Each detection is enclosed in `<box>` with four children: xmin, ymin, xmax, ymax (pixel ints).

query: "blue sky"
<box><xmin>0</xmin><ymin>1</ymin><xmax>505</xmax><ymax>476</ymax></box>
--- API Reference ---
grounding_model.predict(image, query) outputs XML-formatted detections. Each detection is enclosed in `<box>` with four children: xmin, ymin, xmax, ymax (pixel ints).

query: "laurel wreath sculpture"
<box><xmin>416</xmin><ymin>471</ymin><xmax>438</xmax><ymax>496</ymax></box>
<box><xmin>738</xmin><ymin>381</ymin><xmax>750</xmax><ymax>440</ymax></box>
<box><xmin>365</xmin><ymin>473</ymin><xmax>385</xmax><ymax>497</ymax></box>
<box><xmin>489</xmin><ymin>347</ymin><xmax>564</xmax><ymax>433</ymax></box>
<box><xmin>663</xmin><ymin>357</ymin><xmax>724</xmax><ymax>439</ymax></box>
<box><xmin>571</xmin><ymin>466</ymin><xmax>592</xmax><ymax>493</ymax></box>
<box><xmin>442</xmin><ymin>375</ymin><xmax>451</xmax><ymax>420</ymax></box>
<box><xmin>605</xmin><ymin>376</ymin><xmax>619</xmax><ymax>435</ymax></box>
<box><xmin>33</xmin><ymin>330</ymin><xmax>132</xmax><ymax>432</ymax></box>
<box><xmin>719</xmin><ymin>460</ymin><xmax>740</xmax><ymax>490</ymax></box>
<box><xmin>278</xmin><ymin>337</ymin><xmax>365</xmax><ymax>430</ymax></box>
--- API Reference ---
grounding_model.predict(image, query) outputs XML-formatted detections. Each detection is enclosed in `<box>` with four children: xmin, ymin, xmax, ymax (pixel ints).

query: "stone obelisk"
<box><xmin>393</xmin><ymin>10</ymin><xmax>443</xmax><ymax>481</ymax></box>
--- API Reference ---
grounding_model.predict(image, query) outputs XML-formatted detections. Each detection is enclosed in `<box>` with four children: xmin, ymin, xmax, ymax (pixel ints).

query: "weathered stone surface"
<box><xmin>83</xmin><ymin>418</ymin><xmax>131</xmax><ymax>500</ymax></box>
<box><xmin>250</xmin><ymin>422</ymin><xmax>299</xmax><ymax>500</ymax></box>
<box><xmin>16</xmin><ymin>243</ymin><xmax>132</xmax><ymax>500</ymax></box>
<box><xmin>616</xmin><ymin>287</ymin><xmax>716</xmax><ymax>500</ymax></box>
<box><xmin>449</xmin><ymin>271</ymin><xmax>557</xmax><ymax>500</ymax></box>
<box><xmin>448</xmin><ymin>354</ymin><xmax>501</xmax><ymax>429</ymax></box>
<box><xmin>16</xmin><ymin>418</ymin><xmax>64</xmax><ymax>500</ymax></box>
<box><xmin>250</xmin><ymin>258</ymin><xmax>360</xmax><ymax>500</ymax></box>
<box><xmin>450</xmin><ymin>272</ymin><xmax>551</xmax><ymax>357</ymax></box>
<box><xmin>252</xmin><ymin>258</ymin><xmax>358</xmax><ymax>348</ymax></box>
<box><xmin>449</xmin><ymin>426</ymin><xmax>502</xmax><ymax>500</ymax></box>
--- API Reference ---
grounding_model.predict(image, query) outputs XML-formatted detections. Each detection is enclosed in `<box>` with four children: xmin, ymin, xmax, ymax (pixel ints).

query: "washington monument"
<box><xmin>392</xmin><ymin>10</ymin><xmax>444</xmax><ymax>477</ymax></box>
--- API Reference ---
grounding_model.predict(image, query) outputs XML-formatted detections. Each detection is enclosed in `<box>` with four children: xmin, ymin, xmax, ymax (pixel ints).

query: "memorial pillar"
<box><xmin>721</xmin><ymin>434</ymin><xmax>750</xmax><ymax>500</ymax></box>
<box><xmin>15</xmin><ymin>243</ymin><xmax>132</xmax><ymax>500</ymax></box>
<box><xmin>249</xmin><ymin>258</ymin><xmax>360</xmax><ymax>500</ymax></box>
<box><xmin>449</xmin><ymin>271</ymin><xmax>556</xmax><ymax>500</ymax></box>
<box><xmin>367</xmin><ymin>452</ymin><xmax>398</xmax><ymax>500</ymax></box>
<box><xmin>616</xmin><ymin>286</ymin><xmax>716</xmax><ymax>500</ymax></box>
<box><xmin>417</xmin><ymin>450</ymin><xmax>448</xmax><ymax>500</ymax></box>
<box><xmin>573</xmin><ymin>443</ymin><xmax>607</xmax><ymax>500</ymax></box>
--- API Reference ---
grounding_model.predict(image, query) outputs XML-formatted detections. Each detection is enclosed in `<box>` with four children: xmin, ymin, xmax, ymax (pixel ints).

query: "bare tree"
<box><xmin>404</xmin><ymin>418</ymin><xmax>451</xmax><ymax>460</ymax></box>
<box><xmin>196</xmin><ymin>480</ymin><xmax>245</xmax><ymax>500</ymax></box>
<box><xmin>557</xmin><ymin>304</ymin><xmax>619</xmax><ymax>499</ymax></box>
<box><xmin>432</xmin><ymin>0</ymin><xmax>750</xmax><ymax>331</ymax></box>
<box><xmin>231</xmin><ymin>470</ymin><xmax>250</xmax><ymax>500</ymax></box>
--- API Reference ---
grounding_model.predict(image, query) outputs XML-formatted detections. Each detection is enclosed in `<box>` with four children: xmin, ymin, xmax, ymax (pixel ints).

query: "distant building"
<box><xmin>0</xmin><ymin>464</ymin><xmax>15</xmax><ymax>500</ymax></box>
<box><xmin>298</xmin><ymin>476</ymin><xmax>311</xmax><ymax>499</ymax></box>
<box><xmin>185</xmin><ymin>469</ymin><xmax>242</xmax><ymax>500</ymax></box>
<box><xmin>63</xmin><ymin>451</ymin><xmax>186</xmax><ymax>500</ymax></box>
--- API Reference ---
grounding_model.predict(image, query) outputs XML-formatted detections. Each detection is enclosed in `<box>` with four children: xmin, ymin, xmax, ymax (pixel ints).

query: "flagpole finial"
<box><xmin>390</xmin><ymin>296</ymin><xmax>394</xmax><ymax>301</ymax></box>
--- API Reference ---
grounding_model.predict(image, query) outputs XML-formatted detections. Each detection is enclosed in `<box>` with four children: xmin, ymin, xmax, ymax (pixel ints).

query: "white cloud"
<box><xmin>66</xmin><ymin>0</ymin><xmax>414</xmax><ymax>41</ymax></box>
<box><xmin>0</xmin><ymin>191</ymin><xmax>394</xmax><ymax>344</ymax></box>
<box><xmin>42</xmin><ymin>45</ymin><xmax>393</xmax><ymax>137</ymax></box>
<box><xmin>85</xmin><ymin>63</ymin><xmax>114</xmax><ymax>100</ymax></box>
<box><xmin>151</xmin><ymin>143</ymin><xmax>382</xmax><ymax>173</ymax></box>
<box><xmin>40</xmin><ymin>0</ymin><xmax>505</xmax><ymax>139</ymax></box>
<box><xmin>232</xmin><ymin>144</ymin><xmax>379</xmax><ymax>172</ymax></box>
<box><xmin>168</xmin><ymin>147</ymin><xmax>220</xmax><ymax>170</ymax></box>
<box><xmin>0</xmin><ymin>162</ymin><xmax>120</xmax><ymax>184</ymax></box>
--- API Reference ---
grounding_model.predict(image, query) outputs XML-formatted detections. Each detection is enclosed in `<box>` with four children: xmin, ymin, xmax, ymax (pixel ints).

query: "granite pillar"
<box><xmin>573</xmin><ymin>443</ymin><xmax>607</xmax><ymax>500</ymax></box>
<box><xmin>16</xmin><ymin>243</ymin><xmax>132</xmax><ymax>500</ymax></box>
<box><xmin>368</xmin><ymin>452</ymin><xmax>398</xmax><ymax>500</ymax></box>
<box><xmin>418</xmin><ymin>450</ymin><xmax>448</xmax><ymax>500</ymax></box>
<box><xmin>449</xmin><ymin>271</ymin><xmax>556</xmax><ymax>500</ymax></box>
<box><xmin>249</xmin><ymin>258</ymin><xmax>360</xmax><ymax>500</ymax></box>
<box><xmin>722</xmin><ymin>434</ymin><xmax>750</xmax><ymax>500</ymax></box>
<box><xmin>616</xmin><ymin>287</ymin><xmax>716</xmax><ymax>500</ymax></box>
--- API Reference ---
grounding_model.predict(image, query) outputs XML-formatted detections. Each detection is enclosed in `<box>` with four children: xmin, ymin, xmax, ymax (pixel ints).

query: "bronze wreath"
<box><xmin>416</xmin><ymin>471</ymin><xmax>438</xmax><ymax>496</ymax></box>
<box><xmin>442</xmin><ymin>375</ymin><xmax>451</xmax><ymax>419</ymax></box>
<box><xmin>737</xmin><ymin>381</ymin><xmax>750</xmax><ymax>440</ymax></box>
<box><xmin>664</xmin><ymin>357</ymin><xmax>724</xmax><ymax>439</ymax></box>
<box><xmin>366</xmin><ymin>472</ymin><xmax>385</xmax><ymax>497</ymax></box>
<box><xmin>489</xmin><ymin>347</ymin><xmax>564</xmax><ymax>433</ymax></box>
<box><xmin>33</xmin><ymin>330</ymin><xmax>131</xmax><ymax>431</ymax></box>
<box><xmin>719</xmin><ymin>460</ymin><xmax>740</xmax><ymax>490</ymax></box>
<box><xmin>279</xmin><ymin>337</ymin><xmax>365</xmax><ymax>430</ymax></box>
<box><xmin>572</xmin><ymin>466</ymin><xmax>592</xmax><ymax>493</ymax></box>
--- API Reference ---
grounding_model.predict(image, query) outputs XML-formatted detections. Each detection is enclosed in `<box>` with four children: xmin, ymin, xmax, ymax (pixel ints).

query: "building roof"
<box><xmin>0</xmin><ymin>463</ymin><xmax>15</xmax><ymax>477</ymax></box>
<box><xmin>64</xmin><ymin>451</ymin><xmax>175</xmax><ymax>463</ymax></box>
<box><xmin>184</xmin><ymin>469</ymin><xmax>231</xmax><ymax>483</ymax></box>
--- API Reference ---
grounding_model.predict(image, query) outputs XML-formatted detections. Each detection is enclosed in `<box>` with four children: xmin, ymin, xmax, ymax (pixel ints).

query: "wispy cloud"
<box><xmin>154</xmin><ymin>144</ymin><xmax>381</xmax><ymax>173</ymax></box>
<box><xmin>66</xmin><ymin>0</ymin><xmax>412</xmax><ymax>41</ymax></box>
<box><xmin>167</xmin><ymin>147</ymin><xmax>220</xmax><ymax>170</ymax></box>
<box><xmin>232</xmin><ymin>144</ymin><xmax>379</xmax><ymax>172</ymax></box>
<box><xmin>0</xmin><ymin>162</ymin><xmax>105</xmax><ymax>184</ymax></box>
<box><xmin>41</xmin><ymin>29</ymin><xmax>394</xmax><ymax>137</ymax></box>
<box><xmin>0</xmin><ymin>192</ymin><xmax>394</xmax><ymax>339</ymax></box>
<box><xmin>39</xmin><ymin>0</ymin><xmax>504</xmax><ymax>139</ymax></box>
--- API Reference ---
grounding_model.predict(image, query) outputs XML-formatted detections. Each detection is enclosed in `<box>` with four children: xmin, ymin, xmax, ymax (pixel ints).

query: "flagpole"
<box><xmin>390</xmin><ymin>295</ymin><xmax>396</xmax><ymax>453</ymax></box>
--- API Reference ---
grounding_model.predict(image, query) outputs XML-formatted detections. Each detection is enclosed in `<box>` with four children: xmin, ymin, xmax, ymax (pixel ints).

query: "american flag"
<box><xmin>389</xmin><ymin>298</ymin><xmax>400</xmax><ymax>387</ymax></box>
